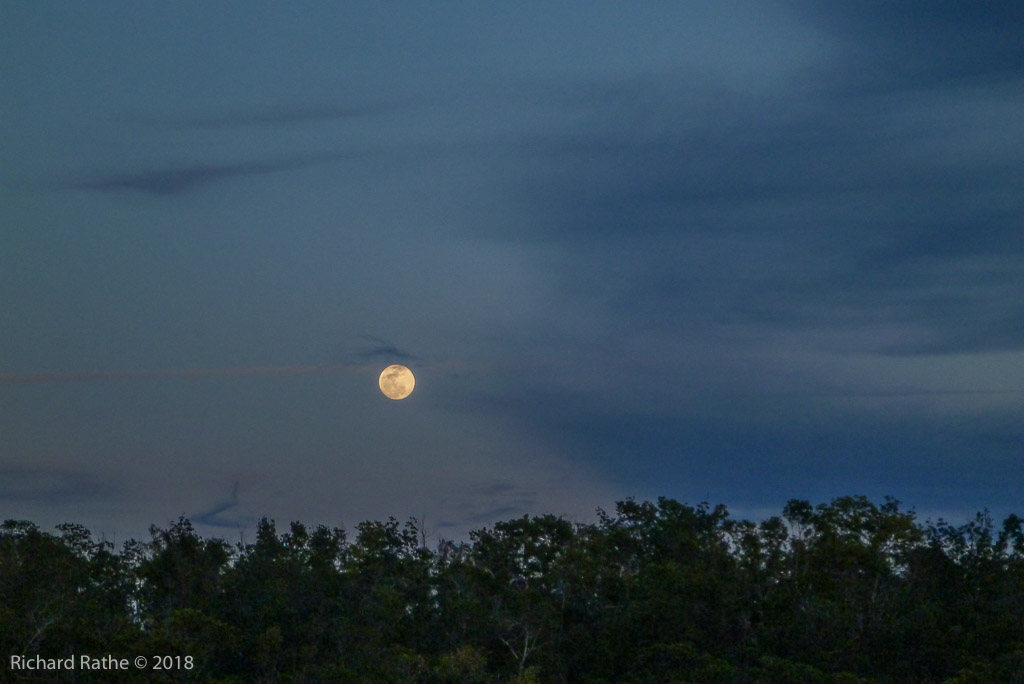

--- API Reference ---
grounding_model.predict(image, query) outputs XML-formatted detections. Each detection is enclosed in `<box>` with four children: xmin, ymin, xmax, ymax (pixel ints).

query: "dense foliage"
<box><xmin>3</xmin><ymin>495</ymin><xmax>1023</xmax><ymax>682</ymax></box>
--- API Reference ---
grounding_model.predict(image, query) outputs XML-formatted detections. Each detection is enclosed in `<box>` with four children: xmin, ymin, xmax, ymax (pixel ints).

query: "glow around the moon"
<box><xmin>379</xmin><ymin>364</ymin><xmax>415</xmax><ymax>400</ymax></box>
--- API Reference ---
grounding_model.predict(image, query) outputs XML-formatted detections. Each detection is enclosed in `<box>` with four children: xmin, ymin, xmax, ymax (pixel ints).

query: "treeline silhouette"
<box><xmin>3</xmin><ymin>495</ymin><xmax>1024</xmax><ymax>682</ymax></box>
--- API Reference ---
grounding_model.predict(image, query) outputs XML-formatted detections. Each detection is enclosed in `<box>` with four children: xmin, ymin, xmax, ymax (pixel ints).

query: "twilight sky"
<box><xmin>2</xmin><ymin>1</ymin><xmax>1022</xmax><ymax>543</ymax></box>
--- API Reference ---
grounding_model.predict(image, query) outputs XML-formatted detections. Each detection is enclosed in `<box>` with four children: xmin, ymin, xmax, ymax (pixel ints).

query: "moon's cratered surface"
<box><xmin>379</xmin><ymin>364</ymin><xmax>415</xmax><ymax>400</ymax></box>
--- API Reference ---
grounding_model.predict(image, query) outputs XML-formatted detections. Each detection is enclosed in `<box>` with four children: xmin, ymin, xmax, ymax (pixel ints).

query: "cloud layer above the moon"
<box><xmin>2</xmin><ymin>1</ymin><xmax>1022</xmax><ymax>541</ymax></box>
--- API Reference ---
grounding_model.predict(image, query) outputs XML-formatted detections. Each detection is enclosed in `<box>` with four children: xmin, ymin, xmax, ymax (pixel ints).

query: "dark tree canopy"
<box><xmin>2</xmin><ymin>496</ymin><xmax>1023</xmax><ymax>682</ymax></box>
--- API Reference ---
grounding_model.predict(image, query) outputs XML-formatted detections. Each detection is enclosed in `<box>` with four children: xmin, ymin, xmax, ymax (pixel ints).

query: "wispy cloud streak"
<box><xmin>352</xmin><ymin>335</ymin><xmax>420</xmax><ymax>362</ymax></box>
<box><xmin>74</xmin><ymin>150</ymin><xmax>371</xmax><ymax>196</ymax></box>
<box><xmin>159</xmin><ymin>101</ymin><xmax>397</xmax><ymax>129</ymax></box>
<box><xmin>0</xmin><ymin>364</ymin><xmax>366</xmax><ymax>385</ymax></box>
<box><xmin>193</xmin><ymin>481</ymin><xmax>251</xmax><ymax>529</ymax></box>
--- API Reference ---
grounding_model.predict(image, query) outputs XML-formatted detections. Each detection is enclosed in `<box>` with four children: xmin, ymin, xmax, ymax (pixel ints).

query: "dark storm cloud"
<box><xmin>498</xmin><ymin>53</ymin><xmax>1023</xmax><ymax>357</ymax></box>
<box><xmin>786</xmin><ymin>1</ymin><xmax>1024</xmax><ymax>93</ymax></box>
<box><xmin>727</xmin><ymin>251</ymin><xmax>1024</xmax><ymax>356</ymax></box>
<box><xmin>437</xmin><ymin>1</ymin><xmax>1024</xmax><ymax>521</ymax></box>
<box><xmin>74</xmin><ymin>149</ymin><xmax>372</xmax><ymax>196</ymax></box>
<box><xmin>478</xmin><ymin>380</ymin><xmax>1024</xmax><ymax>515</ymax></box>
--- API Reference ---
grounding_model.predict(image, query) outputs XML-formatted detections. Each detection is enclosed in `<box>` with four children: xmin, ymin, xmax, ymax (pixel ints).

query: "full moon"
<box><xmin>379</xmin><ymin>364</ymin><xmax>415</xmax><ymax>400</ymax></box>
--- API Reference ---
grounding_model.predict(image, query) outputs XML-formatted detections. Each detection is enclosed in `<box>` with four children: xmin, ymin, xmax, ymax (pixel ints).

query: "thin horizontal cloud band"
<box><xmin>0</xmin><ymin>364</ymin><xmax>367</xmax><ymax>385</ymax></box>
<box><xmin>2</xmin><ymin>364</ymin><xmax>1017</xmax><ymax>398</ymax></box>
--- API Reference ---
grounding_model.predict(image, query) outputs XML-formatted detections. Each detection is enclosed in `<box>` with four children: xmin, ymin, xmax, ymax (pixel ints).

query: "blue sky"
<box><xmin>2</xmin><ymin>1</ymin><xmax>1022</xmax><ymax>543</ymax></box>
